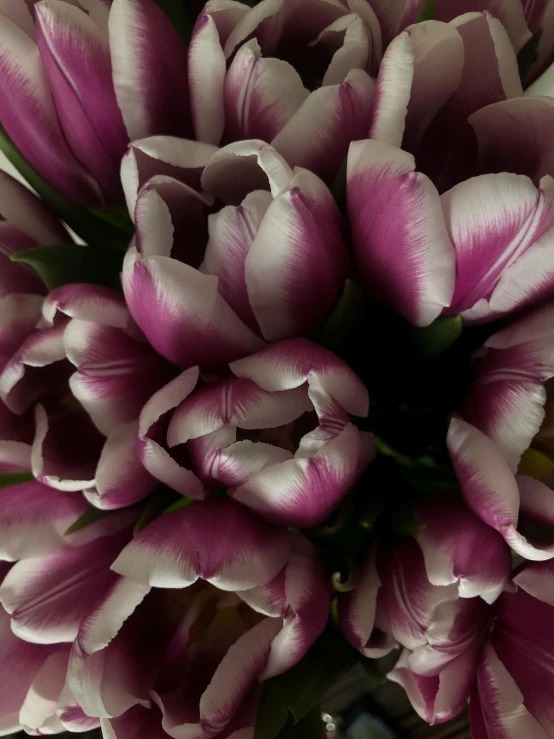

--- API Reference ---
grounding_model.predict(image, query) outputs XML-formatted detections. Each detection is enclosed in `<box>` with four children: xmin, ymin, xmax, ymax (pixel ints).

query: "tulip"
<box><xmin>339</xmin><ymin>500</ymin><xmax>511</xmax><ymax>724</ymax></box>
<box><xmin>146</xmin><ymin>338</ymin><xmax>373</xmax><ymax>528</ymax></box>
<box><xmin>348</xmin><ymin>138</ymin><xmax>554</xmax><ymax>326</ymax></box>
<box><xmin>448</xmin><ymin>300</ymin><xmax>554</xmax><ymax>559</ymax></box>
<box><xmin>123</xmin><ymin>141</ymin><xmax>351</xmax><ymax>369</ymax></box>
<box><xmin>68</xmin><ymin>499</ymin><xmax>329</xmax><ymax>738</ymax></box>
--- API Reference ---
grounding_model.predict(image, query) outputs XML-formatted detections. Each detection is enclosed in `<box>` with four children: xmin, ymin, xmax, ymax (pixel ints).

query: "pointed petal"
<box><xmin>272</xmin><ymin>69</ymin><xmax>374</xmax><ymax>184</ymax></box>
<box><xmin>201</xmin><ymin>140</ymin><xmax>293</xmax><ymax>205</ymax></box>
<box><xmin>32</xmin><ymin>405</ymin><xmax>105</xmax><ymax>492</ymax></box>
<box><xmin>121</xmin><ymin>136</ymin><xmax>218</xmax><ymax>218</ymax></box>
<box><xmin>35</xmin><ymin>0</ymin><xmax>128</xmax><ymax>204</ymax></box>
<box><xmin>0</xmin><ymin>15</ymin><xmax>100</xmax><ymax>205</ymax></box>
<box><xmin>442</xmin><ymin>173</ymin><xmax>554</xmax><ymax>318</ymax></box>
<box><xmin>232</xmin><ymin>422</ymin><xmax>372</xmax><ymax>527</ymax></box>
<box><xmin>513</xmin><ymin>558</ymin><xmax>554</xmax><ymax>606</ymax></box>
<box><xmin>122</xmin><ymin>248</ymin><xmax>265</xmax><ymax>369</ymax></box>
<box><xmin>108</xmin><ymin>0</ymin><xmax>191</xmax><ymax>140</ymax></box>
<box><xmin>470</xmin><ymin>97</ymin><xmax>554</xmax><ymax>184</ymax></box>
<box><xmin>41</xmin><ymin>283</ymin><xmax>132</xmax><ymax>329</ymax></box>
<box><xmin>84</xmin><ymin>422</ymin><xmax>156</xmax><ymax>511</ymax></box>
<box><xmin>315</xmin><ymin>13</ymin><xmax>374</xmax><ymax>85</ymax></box>
<box><xmin>369</xmin><ymin>21</ymin><xmax>464</xmax><ymax>149</ymax></box>
<box><xmin>18</xmin><ymin>647</ymin><xmax>70</xmax><ymax>736</ymax></box>
<box><xmin>65</xmin><ymin>318</ymin><xmax>172</xmax><ymax>435</ymax></box>
<box><xmin>245</xmin><ymin>168</ymin><xmax>350</xmax><ymax>341</ymax></box>
<box><xmin>203</xmin><ymin>190</ymin><xmax>272</xmax><ymax>333</ymax></box>
<box><xmin>112</xmin><ymin>498</ymin><xmax>290</xmax><ymax>590</ymax></box>
<box><xmin>230</xmin><ymin>338</ymin><xmax>369</xmax><ymax>417</ymax></box>
<box><xmin>0</xmin><ymin>530</ymin><xmax>127</xmax><ymax>644</ymax></box>
<box><xmin>0</xmin><ymin>480</ymin><xmax>88</xmax><ymax>561</ymax></box>
<box><xmin>137</xmin><ymin>368</ymin><xmax>204</xmax><ymax>498</ymax></box>
<box><xmin>224</xmin><ymin>39</ymin><xmax>308</xmax><ymax>143</ymax></box>
<box><xmin>347</xmin><ymin>139</ymin><xmax>455</xmax><ymax>326</ymax></box>
<box><xmin>189</xmin><ymin>1</ymin><xmax>250</xmax><ymax>144</ymax></box>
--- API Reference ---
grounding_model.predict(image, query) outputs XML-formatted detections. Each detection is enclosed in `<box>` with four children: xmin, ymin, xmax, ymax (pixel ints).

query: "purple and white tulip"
<box><xmin>68</xmin><ymin>498</ymin><xmax>330</xmax><ymax>738</ymax></box>
<box><xmin>348</xmin><ymin>138</ymin><xmax>554</xmax><ymax>326</ymax></box>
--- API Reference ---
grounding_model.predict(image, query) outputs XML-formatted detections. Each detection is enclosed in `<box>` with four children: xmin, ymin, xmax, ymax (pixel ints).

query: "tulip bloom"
<box><xmin>348</xmin><ymin>138</ymin><xmax>554</xmax><ymax>326</ymax></box>
<box><xmin>448</xmin><ymin>301</ymin><xmax>554</xmax><ymax>559</ymax></box>
<box><xmin>68</xmin><ymin>499</ymin><xmax>330</xmax><ymax>739</ymax></box>
<box><xmin>123</xmin><ymin>141</ymin><xmax>351</xmax><ymax>369</ymax></box>
<box><xmin>339</xmin><ymin>500</ymin><xmax>511</xmax><ymax>724</ymax></box>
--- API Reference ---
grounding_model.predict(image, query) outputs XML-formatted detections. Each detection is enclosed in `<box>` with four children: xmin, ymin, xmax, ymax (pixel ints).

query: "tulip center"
<box><xmin>236</xmin><ymin>411</ymin><xmax>319</xmax><ymax>453</ymax></box>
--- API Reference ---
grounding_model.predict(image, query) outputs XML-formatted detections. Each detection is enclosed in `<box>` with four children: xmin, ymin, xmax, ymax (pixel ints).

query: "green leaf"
<box><xmin>0</xmin><ymin>125</ymin><xmax>132</xmax><ymax>249</ymax></box>
<box><xmin>134</xmin><ymin>487</ymin><xmax>182</xmax><ymax>534</ymax></box>
<box><xmin>254</xmin><ymin>627</ymin><xmax>358</xmax><ymax>739</ymax></box>
<box><xmin>408</xmin><ymin>314</ymin><xmax>463</xmax><ymax>358</ymax></box>
<box><xmin>275</xmin><ymin>707</ymin><xmax>322</xmax><ymax>739</ymax></box>
<box><xmin>317</xmin><ymin>279</ymin><xmax>366</xmax><ymax>361</ymax></box>
<box><xmin>12</xmin><ymin>243</ymin><xmax>124</xmax><ymax>291</ymax></box>
<box><xmin>417</xmin><ymin>0</ymin><xmax>435</xmax><ymax>21</ymax></box>
<box><xmin>518</xmin><ymin>30</ymin><xmax>542</xmax><ymax>82</ymax></box>
<box><xmin>65</xmin><ymin>506</ymin><xmax>112</xmax><ymax>536</ymax></box>
<box><xmin>0</xmin><ymin>471</ymin><xmax>34</xmax><ymax>489</ymax></box>
<box><xmin>163</xmin><ymin>496</ymin><xmax>195</xmax><ymax>514</ymax></box>
<box><xmin>154</xmin><ymin>0</ymin><xmax>194</xmax><ymax>44</ymax></box>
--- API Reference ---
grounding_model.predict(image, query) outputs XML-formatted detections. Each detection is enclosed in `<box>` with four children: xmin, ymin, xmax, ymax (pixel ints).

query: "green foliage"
<box><xmin>64</xmin><ymin>506</ymin><xmax>112</xmax><ymax>536</ymax></box>
<box><xmin>0</xmin><ymin>471</ymin><xmax>33</xmax><ymax>489</ymax></box>
<box><xmin>12</xmin><ymin>244</ymin><xmax>124</xmax><ymax>291</ymax></box>
<box><xmin>254</xmin><ymin>627</ymin><xmax>359</xmax><ymax>739</ymax></box>
<box><xmin>518</xmin><ymin>30</ymin><xmax>543</xmax><ymax>82</ymax></box>
<box><xmin>417</xmin><ymin>0</ymin><xmax>436</xmax><ymax>22</ymax></box>
<box><xmin>407</xmin><ymin>315</ymin><xmax>463</xmax><ymax>359</ymax></box>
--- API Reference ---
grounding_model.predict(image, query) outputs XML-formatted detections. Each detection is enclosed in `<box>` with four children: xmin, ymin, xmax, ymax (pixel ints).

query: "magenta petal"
<box><xmin>35</xmin><ymin>0</ymin><xmax>128</xmax><ymax>204</ymax></box>
<box><xmin>101</xmin><ymin>705</ymin><xmax>169</xmax><ymax>739</ymax></box>
<box><xmin>109</xmin><ymin>0</ymin><xmax>191</xmax><ymax>140</ymax></box>
<box><xmin>42</xmin><ymin>283</ymin><xmax>133</xmax><ymax>329</ymax></box>
<box><xmin>245</xmin><ymin>169</ymin><xmax>350</xmax><ymax>341</ymax></box>
<box><xmin>224</xmin><ymin>39</ymin><xmax>308</xmax><ymax>143</ymax></box>
<box><xmin>112</xmin><ymin>498</ymin><xmax>291</xmax><ymax>591</ymax></box>
<box><xmin>0</xmin><ymin>480</ymin><xmax>88</xmax><ymax>561</ymax></box>
<box><xmin>122</xmin><ymin>248</ymin><xmax>265</xmax><ymax>369</ymax></box>
<box><xmin>272</xmin><ymin>69</ymin><xmax>374</xmax><ymax>184</ymax></box>
<box><xmin>0</xmin><ymin>293</ymin><xmax>44</xmax><ymax>358</ymax></box>
<box><xmin>0</xmin><ymin>15</ymin><xmax>100</xmax><ymax>205</ymax></box>
<box><xmin>347</xmin><ymin>139</ymin><xmax>455</xmax><ymax>326</ymax></box>
<box><xmin>0</xmin><ymin>530</ymin><xmax>127</xmax><ymax>644</ymax></box>
<box><xmin>18</xmin><ymin>647</ymin><xmax>71</xmax><ymax>735</ymax></box>
<box><xmin>84</xmin><ymin>422</ymin><xmax>156</xmax><ymax>511</ymax></box>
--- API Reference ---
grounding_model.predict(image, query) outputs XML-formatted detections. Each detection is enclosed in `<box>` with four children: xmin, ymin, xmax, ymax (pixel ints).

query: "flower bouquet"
<box><xmin>1</xmin><ymin>0</ymin><xmax>554</xmax><ymax>737</ymax></box>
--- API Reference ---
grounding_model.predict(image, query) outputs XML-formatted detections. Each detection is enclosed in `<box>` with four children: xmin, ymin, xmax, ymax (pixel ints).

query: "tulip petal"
<box><xmin>42</xmin><ymin>283</ymin><xmax>133</xmax><ymax>329</ymax></box>
<box><xmin>0</xmin><ymin>224</ymin><xmax>46</xmax><ymax>298</ymax></box>
<box><xmin>0</xmin><ymin>293</ymin><xmax>44</xmax><ymax>358</ymax></box>
<box><xmin>189</xmin><ymin>1</ymin><xmax>250</xmax><ymax>145</ymax></box>
<box><xmin>272</xmin><ymin>69</ymin><xmax>374</xmax><ymax>184</ymax></box>
<box><xmin>347</xmin><ymin>139</ymin><xmax>455</xmax><ymax>326</ymax></box>
<box><xmin>0</xmin><ymin>480</ymin><xmax>88</xmax><ymax>561</ymax></box>
<box><xmin>472</xmin><ymin>641</ymin><xmax>550</xmax><ymax>739</ymax></box>
<box><xmin>101</xmin><ymin>705</ymin><xmax>169</xmax><ymax>739</ymax></box>
<box><xmin>35</xmin><ymin>0</ymin><xmax>128</xmax><ymax>204</ymax></box>
<box><xmin>203</xmin><ymin>190</ymin><xmax>273</xmax><ymax>333</ymax></box>
<box><xmin>470</xmin><ymin>98</ymin><xmax>554</xmax><ymax>183</ymax></box>
<box><xmin>231</xmin><ymin>422</ymin><xmax>371</xmax><ymax>527</ymax></box>
<box><xmin>121</xmin><ymin>136</ymin><xmax>218</xmax><ymax>218</ymax></box>
<box><xmin>224</xmin><ymin>39</ymin><xmax>309</xmax><ymax>143</ymax></box>
<box><xmin>18</xmin><ymin>647</ymin><xmax>70</xmax><ymax>736</ymax></box>
<box><xmin>201</xmin><ymin>140</ymin><xmax>293</xmax><ymax>205</ymax></box>
<box><xmin>112</xmin><ymin>498</ymin><xmax>290</xmax><ymax>591</ymax></box>
<box><xmin>137</xmin><ymin>368</ymin><xmax>205</xmax><ymax>498</ymax></box>
<box><xmin>32</xmin><ymin>404</ymin><xmax>105</xmax><ymax>492</ymax></box>
<box><xmin>0</xmin><ymin>15</ymin><xmax>100</xmax><ymax>205</ymax></box>
<box><xmin>0</xmin><ymin>530</ymin><xmax>127</xmax><ymax>644</ymax></box>
<box><xmin>338</xmin><ymin>547</ymin><xmax>397</xmax><ymax>659</ymax></box>
<box><xmin>65</xmin><ymin>318</ymin><xmax>172</xmax><ymax>435</ymax></box>
<box><xmin>109</xmin><ymin>0</ymin><xmax>191</xmax><ymax>140</ymax></box>
<box><xmin>369</xmin><ymin>21</ymin><xmax>464</xmax><ymax>149</ymax></box>
<box><xmin>230</xmin><ymin>338</ymin><xmax>369</xmax><ymax>417</ymax></box>
<box><xmin>122</xmin><ymin>248</ymin><xmax>265</xmax><ymax>369</ymax></box>
<box><xmin>442</xmin><ymin>173</ymin><xmax>554</xmax><ymax>319</ymax></box>
<box><xmin>84</xmin><ymin>422</ymin><xmax>157</xmax><ymax>511</ymax></box>
<box><xmin>315</xmin><ymin>13</ymin><xmax>374</xmax><ymax>85</ymax></box>
<box><xmin>245</xmin><ymin>168</ymin><xmax>349</xmax><ymax>341</ymax></box>
<box><xmin>0</xmin><ymin>0</ymin><xmax>37</xmax><ymax>38</ymax></box>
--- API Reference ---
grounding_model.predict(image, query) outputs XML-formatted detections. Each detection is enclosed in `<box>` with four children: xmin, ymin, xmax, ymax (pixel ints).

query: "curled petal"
<box><xmin>84</xmin><ymin>422</ymin><xmax>157</xmax><ymax>510</ymax></box>
<box><xmin>121</xmin><ymin>136</ymin><xmax>217</xmax><ymax>218</ymax></box>
<box><xmin>0</xmin><ymin>15</ymin><xmax>100</xmax><ymax>205</ymax></box>
<box><xmin>35</xmin><ymin>0</ymin><xmax>128</xmax><ymax>204</ymax></box>
<box><xmin>112</xmin><ymin>497</ymin><xmax>291</xmax><ymax>591</ymax></box>
<box><xmin>272</xmin><ymin>69</ymin><xmax>375</xmax><ymax>184</ymax></box>
<box><xmin>42</xmin><ymin>283</ymin><xmax>132</xmax><ymax>329</ymax></box>
<box><xmin>201</xmin><ymin>140</ymin><xmax>293</xmax><ymax>205</ymax></box>
<box><xmin>109</xmin><ymin>0</ymin><xmax>191</xmax><ymax>140</ymax></box>
<box><xmin>137</xmin><ymin>368</ymin><xmax>204</xmax><ymax>498</ymax></box>
<box><xmin>224</xmin><ymin>39</ymin><xmax>308</xmax><ymax>143</ymax></box>
<box><xmin>122</xmin><ymin>248</ymin><xmax>264</xmax><ymax>369</ymax></box>
<box><xmin>245</xmin><ymin>169</ymin><xmax>349</xmax><ymax>341</ymax></box>
<box><xmin>315</xmin><ymin>13</ymin><xmax>375</xmax><ymax>85</ymax></box>
<box><xmin>347</xmin><ymin>139</ymin><xmax>455</xmax><ymax>327</ymax></box>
